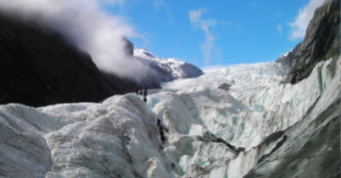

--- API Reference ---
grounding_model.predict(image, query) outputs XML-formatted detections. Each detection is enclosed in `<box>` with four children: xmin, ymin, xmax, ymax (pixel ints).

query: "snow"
<box><xmin>0</xmin><ymin>57</ymin><xmax>339</xmax><ymax>177</ymax></box>
<box><xmin>134</xmin><ymin>48</ymin><xmax>186</xmax><ymax>78</ymax></box>
<box><xmin>283</xmin><ymin>51</ymin><xmax>290</xmax><ymax>57</ymax></box>
<box><xmin>162</xmin><ymin>62</ymin><xmax>288</xmax><ymax>98</ymax></box>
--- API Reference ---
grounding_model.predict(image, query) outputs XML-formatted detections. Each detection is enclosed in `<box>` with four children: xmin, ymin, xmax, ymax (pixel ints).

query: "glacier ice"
<box><xmin>0</xmin><ymin>57</ymin><xmax>339</xmax><ymax>177</ymax></box>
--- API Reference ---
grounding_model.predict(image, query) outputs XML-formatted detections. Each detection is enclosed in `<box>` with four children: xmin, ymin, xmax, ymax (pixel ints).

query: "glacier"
<box><xmin>0</xmin><ymin>57</ymin><xmax>339</xmax><ymax>178</ymax></box>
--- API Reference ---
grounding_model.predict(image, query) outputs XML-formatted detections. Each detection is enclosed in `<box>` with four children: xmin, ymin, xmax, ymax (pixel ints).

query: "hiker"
<box><xmin>144</xmin><ymin>89</ymin><xmax>147</xmax><ymax>97</ymax></box>
<box><xmin>143</xmin><ymin>96</ymin><xmax>147</xmax><ymax>103</ymax></box>
<box><xmin>160</xmin><ymin>131</ymin><xmax>165</xmax><ymax>143</ymax></box>
<box><xmin>157</xmin><ymin>118</ymin><xmax>165</xmax><ymax>143</ymax></box>
<box><xmin>135</xmin><ymin>86</ymin><xmax>139</xmax><ymax>94</ymax></box>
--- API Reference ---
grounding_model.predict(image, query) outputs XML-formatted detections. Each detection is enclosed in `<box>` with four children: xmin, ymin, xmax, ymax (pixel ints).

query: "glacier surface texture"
<box><xmin>0</xmin><ymin>57</ymin><xmax>340</xmax><ymax>178</ymax></box>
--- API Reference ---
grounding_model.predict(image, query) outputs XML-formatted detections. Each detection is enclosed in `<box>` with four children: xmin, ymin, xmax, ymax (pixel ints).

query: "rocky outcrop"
<box><xmin>0</xmin><ymin>14</ymin><xmax>138</xmax><ymax>107</ymax></box>
<box><xmin>284</xmin><ymin>0</ymin><xmax>340</xmax><ymax>84</ymax></box>
<box><xmin>218</xmin><ymin>83</ymin><xmax>231</xmax><ymax>91</ymax></box>
<box><xmin>123</xmin><ymin>37</ymin><xmax>134</xmax><ymax>56</ymax></box>
<box><xmin>135</xmin><ymin>56</ymin><xmax>176</xmax><ymax>85</ymax></box>
<box><xmin>275</xmin><ymin>43</ymin><xmax>302</xmax><ymax>71</ymax></box>
<box><xmin>177</xmin><ymin>63</ymin><xmax>204</xmax><ymax>79</ymax></box>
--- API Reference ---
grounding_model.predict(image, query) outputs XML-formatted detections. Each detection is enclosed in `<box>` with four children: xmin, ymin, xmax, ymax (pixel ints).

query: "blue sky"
<box><xmin>1</xmin><ymin>0</ymin><xmax>325</xmax><ymax>73</ymax></box>
<box><xmin>107</xmin><ymin>0</ymin><xmax>324</xmax><ymax>68</ymax></box>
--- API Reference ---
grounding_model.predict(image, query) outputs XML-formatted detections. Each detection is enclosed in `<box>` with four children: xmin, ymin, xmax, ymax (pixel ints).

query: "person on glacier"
<box><xmin>160</xmin><ymin>128</ymin><xmax>165</xmax><ymax>143</ymax></box>
<box><xmin>157</xmin><ymin>119</ymin><xmax>166</xmax><ymax>143</ymax></box>
<box><xmin>143</xmin><ymin>89</ymin><xmax>147</xmax><ymax>97</ymax></box>
<box><xmin>135</xmin><ymin>86</ymin><xmax>139</xmax><ymax>94</ymax></box>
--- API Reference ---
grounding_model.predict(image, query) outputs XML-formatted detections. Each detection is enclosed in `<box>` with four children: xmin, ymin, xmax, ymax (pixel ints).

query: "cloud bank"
<box><xmin>289</xmin><ymin>0</ymin><xmax>325</xmax><ymax>40</ymax></box>
<box><xmin>189</xmin><ymin>8</ymin><xmax>216</xmax><ymax>66</ymax></box>
<box><xmin>0</xmin><ymin>0</ymin><xmax>151</xmax><ymax>80</ymax></box>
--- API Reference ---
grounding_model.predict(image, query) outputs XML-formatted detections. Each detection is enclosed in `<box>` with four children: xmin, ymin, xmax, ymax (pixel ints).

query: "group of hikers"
<box><xmin>135</xmin><ymin>86</ymin><xmax>148</xmax><ymax>103</ymax></box>
<box><xmin>135</xmin><ymin>86</ymin><xmax>166</xmax><ymax>144</ymax></box>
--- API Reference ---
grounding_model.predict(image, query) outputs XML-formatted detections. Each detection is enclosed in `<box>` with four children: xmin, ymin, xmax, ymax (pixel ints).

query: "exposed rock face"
<box><xmin>123</xmin><ymin>37</ymin><xmax>134</xmax><ymax>56</ymax></box>
<box><xmin>0</xmin><ymin>14</ymin><xmax>137</xmax><ymax>107</ymax></box>
<box><xmin>275</xmin><ymin>43</ymin><xmax>302</xmax><ymax>71</ymax></box>
<box><xmin>283</xmin><ymin>0</ymin><xmax>340</xmax><ymax>84</ymax></box>
<box><xmin>218</xmin><ymin>83</ymin><xmax>231</xmax><ymax>91</ymax></box>
<box><xmin>135</xmin><ymin>56</ymin><xmax>176</xmax><ymax>85</ymax></box>
<box><xmin>177</xmin><ymin>63</ymin><xmax>204</xmax><ymax>78</ymax></box>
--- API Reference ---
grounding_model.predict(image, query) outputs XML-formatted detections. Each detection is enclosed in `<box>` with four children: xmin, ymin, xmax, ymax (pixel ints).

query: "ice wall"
<box><xmin>244</xmin><ymin>59</ymin><xmax>340</xmax><ymax>177</ymax></box>
<box><xmin>148</xmin><ymin>57</ymin><xmax>340</xmax><ymax>177</ymax></box>
<box><xmin>0</xmin><ymin>96</ymin><xmax>176</xmax><ymax>177</ymax></box>
<box><xmin>0</xmin><ymin>57</ymin><xmax>339</xmax><ymax>178</ymax></box>
<box><xmin>0</xmin><ymin>105</ymin><xmax>59</xmax><ymax>177</ymax></box>
<box><xmin>162</xmin><ymin>62</ymin><xmax>287</xmax><ymax>97</ymax></box>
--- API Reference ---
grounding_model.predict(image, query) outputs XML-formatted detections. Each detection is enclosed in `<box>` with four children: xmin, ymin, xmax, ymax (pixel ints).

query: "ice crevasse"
<box><xmin>0</xmin><ymin>57</ymin><xmax>339</xmax><ymax>178</ymax></box>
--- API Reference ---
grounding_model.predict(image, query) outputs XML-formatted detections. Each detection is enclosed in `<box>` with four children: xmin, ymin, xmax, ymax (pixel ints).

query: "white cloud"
<box><xmin>289</xmin><ymin>0</ymin><xmax>325</xmax><ymax>40</ymax></box>
<box><xmin>189</xmin><ymin>8</ymin><xmax>217</xmax><ymax>66</ymax></box>
<box><xmin>0</xmin><ymin>0</ymin><xmax>155</xmax><ymax>81</ymax></box>
<box><xmin>277</xmin><ymin>24</ymin><xmax>283</xmax><ymax>34</ymax></box>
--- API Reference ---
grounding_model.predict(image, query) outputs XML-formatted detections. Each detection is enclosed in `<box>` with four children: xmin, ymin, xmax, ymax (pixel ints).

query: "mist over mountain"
<box><xmin>0</xmin><ymin>14</ymin><xmax>139</xmax><ymax>107</ymax></box>
<box><xmin>0</xmin><ymin>12</ymin><xmax>203</xmax><ymax>107</ymax></box>
<box><xmin>0</xmin><ymin>0</ymin><xmax>149</xmax><ymax>78</ymax></box>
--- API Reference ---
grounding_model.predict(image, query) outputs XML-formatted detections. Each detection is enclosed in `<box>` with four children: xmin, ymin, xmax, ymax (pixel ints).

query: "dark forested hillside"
<box><xmin>0</xmin><ymin>14</ymin><xmax>140</xmax><ymax>107</ymax></box>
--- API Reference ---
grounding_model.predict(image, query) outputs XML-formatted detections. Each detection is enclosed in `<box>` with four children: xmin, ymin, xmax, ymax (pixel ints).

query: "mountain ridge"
<box><xmin>0</xmin><ymin>14</ymin><xmax>204</xmax><ymax>107</ymax></box>
<box><xmin>275</xmin><ymin>0</ymin><xmax>340</xmax><ymax>84</ymax></box>
<box><xmin>134</xmin><ymin>48</ymin><xmax>204</xmax><ymax>79</ymax></box>
<box><xmin>0</xmin><ymin>14</ymin><xmax>153</xmax><ymax>107</ymax></box>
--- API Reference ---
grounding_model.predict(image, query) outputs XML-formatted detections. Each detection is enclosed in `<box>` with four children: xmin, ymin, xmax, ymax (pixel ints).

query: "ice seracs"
<box><xmin>162</xmin><ymin>62</ymin><xmax>288</xmax><ymax>99</ymax></box>
<box><xmin>0</xmin><ymin>56</ymin><xmax>339</xmax><ymax>177</ymax></box>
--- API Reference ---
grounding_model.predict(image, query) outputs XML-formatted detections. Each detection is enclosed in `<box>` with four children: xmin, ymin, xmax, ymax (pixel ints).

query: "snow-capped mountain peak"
<box><xmin>134</xmin><ymin>48</ymin><xmax>203</xmax><ymax>79</ymax></box>
<box><xmin>134</xmin><ymin>48</ymin><xmax>185</xmax><ymax>65</ymax></box>
<box><xmin>134</xmin><ymin>48</ymin><xmax>157</xmax><ymax>60</ymax></box>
